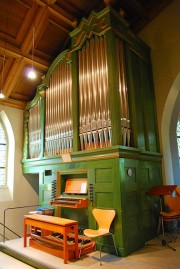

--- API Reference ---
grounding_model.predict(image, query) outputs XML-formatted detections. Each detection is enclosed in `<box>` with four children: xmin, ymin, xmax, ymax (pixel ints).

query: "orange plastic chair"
<box><xmin>175</xmin><ymin>186</ymin><xmax>180</xmax><ymax>196</ymax></box>
<box><xmin>165</xmin><ymin>196</ymin><xmax>180</xmax><ymax>212</ymax></box>
<box><xmin>159</xmin><ymin>196</ymin><xmax>180</xmax><ymax>249</ymax></box>
<box><xmin>83</xmin><ymin>208</ymin><xmax>118</xmax><ymax>265</ymax></box>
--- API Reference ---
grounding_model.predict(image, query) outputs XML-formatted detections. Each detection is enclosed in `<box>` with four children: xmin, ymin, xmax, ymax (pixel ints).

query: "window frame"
<box><xmin>0</xmin><ymin>110</ymin><xmax>15</xmax><ymax>201</ymax></box>
<box><xmin>0</xmin><ymin>121</ymin><xmax>8</xmax><ymax>187</ymax></box>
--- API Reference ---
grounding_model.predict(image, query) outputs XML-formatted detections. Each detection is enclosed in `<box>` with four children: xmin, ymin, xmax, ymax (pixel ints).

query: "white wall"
<box><xmin>0</xmin><ymin>104</ymin><xmax>39</xmax><ymax>241</ymax></box>
<box><xmin>139</xmin><ymin>0</ymin><xmax>180</xmax><ymax>184</ymax></box>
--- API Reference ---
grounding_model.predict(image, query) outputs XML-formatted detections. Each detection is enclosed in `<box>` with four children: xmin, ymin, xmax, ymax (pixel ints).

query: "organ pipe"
<box><xmin>116</xmin><ymin>39</ymin><xmax>131</xmax><ymax>146</ymax></box>
<box><xmin>78</xmin><ymin>36</ymin><xmax>110</xmax><ymax>150</ymax></box>
<box><xmin>28</xmin><ymin>37</ymin><xmax>131</xmax><ymax>158</ymax></box>
<box><xmin>29</xmin><ymin>100</ymin><xmax>41</xmax><ymax>158</ymax></box>
<box><xmin>45</xmin><ymin>59</ymin><xmax>72</xmax><ymax>156</ymax></box>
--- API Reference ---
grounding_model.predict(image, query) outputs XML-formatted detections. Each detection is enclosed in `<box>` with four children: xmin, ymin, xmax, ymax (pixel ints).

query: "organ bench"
<box><xmin>24</xmin><ymin>214</ymin><xmax>79</xmax><ymax>264</ymax></box>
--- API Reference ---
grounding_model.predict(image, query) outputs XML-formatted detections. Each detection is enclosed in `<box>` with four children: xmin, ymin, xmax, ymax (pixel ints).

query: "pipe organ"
<box><xmin>22</xmin><ymin>6</ymin><xmax>162</xmax><ymax>259</ymax></box>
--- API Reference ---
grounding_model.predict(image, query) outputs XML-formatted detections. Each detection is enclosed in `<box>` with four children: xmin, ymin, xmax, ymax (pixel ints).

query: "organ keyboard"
<box><xmin>50</xmin><ymin>196</ymin><xmax>88</xmax><ymax>208</ymax></box>
<box><xmin>50</xmin><ymin>178</ymin><xmax>88</xmax><ymax>208</ymax></box>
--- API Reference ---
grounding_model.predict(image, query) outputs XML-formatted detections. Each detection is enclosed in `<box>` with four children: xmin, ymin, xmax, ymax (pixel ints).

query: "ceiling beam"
<box><xmin>123</xmin><ymin>0</ymin><xmax>149</xmax><ymax>19</ymax></box>
<box><xmin>2</xmin><ymin>58</ymin><xmax>25</xmax><ymax>98</ymax></box>
<box><xmin>21</xmin><ymin>6</ymin><xmax>49</xmax><ymax>54</ymax></box>
<box><xmin>36</xmin><ymin>0</ymin><xmax>75</xmax><ymax>27</ymax></box>
<box><xmin>0</xmin><ymin>43</ymin><xmax>49</xmax><ymax>68</ymax></box>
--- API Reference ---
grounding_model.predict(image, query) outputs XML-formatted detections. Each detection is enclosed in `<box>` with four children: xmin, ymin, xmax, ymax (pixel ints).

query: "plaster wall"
<box><xmin>139</xmin><ymin>0</ymin><xmax>180</xmax><ymax>144</ymax></box>
<box><xmin>139</xmin><ymin>0</ymin><xmax>180</xmax><ymax>183</ymax></box>
<box><xmin>0</xmin><ymin>104</ymin><xmax>39</xmax><ymax>241</ymax></box>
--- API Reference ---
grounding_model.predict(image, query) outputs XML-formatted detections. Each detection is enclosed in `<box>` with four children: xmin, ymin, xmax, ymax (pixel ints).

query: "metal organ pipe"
<box><xmin>94</xmin><ymin>37</ymin><xmax>103</xmax><ymax>148</ymax></box>
<box><xmin>99</xmin><ymin>36</ymin><xmax>110</xmax><ymax>147</ymax></box>
<box><xmin>29</xmin><ymin>37</ymin><xmax>131</xmax><ymax>158</ymax></box>
<box><xmin>86</xmin><ymin>41</ymin><xmax>92</xmax><ymax>149</ymax></box>
<box><xmin>29</xmin><ymin>100</ymin><xmax>40</xmax><ymax>158</ymax></box>
<box><xmin>90</xmin><ymin>38</ymin><xmax>99</xmax><ymax>149</ymax></box>
<box><xmin>78</xmin><ymin>36</ymin><xmax>110</xmax><ymax>150</ymax></box>
<box><xmin>45</xmin><ymin>59</ymin><xmax>72</xmax><ymax>156</ymax></box>
<box><xmin>116</xmin><ymin>39</ymin><xmax>131</xmax><ymax>146</ymax></box>
<box><xmin>79</xmin><ymin>49</ymin><xmax>85</xmax><ymax>150</ymax></box>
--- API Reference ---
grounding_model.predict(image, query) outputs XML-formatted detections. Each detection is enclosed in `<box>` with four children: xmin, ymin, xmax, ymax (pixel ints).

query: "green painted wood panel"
<box><xmin>124</xmin><ymin>45</ymin><xmax>146</xmax><ymax>149</ymax></box>
<box><xmin>140</xmin><ymin>60</ymin><xmax>159</xmax><ymax>152</ymax></box>
<box><xmin>39</xmin><ymin>170</ymin><xmax>56</xmax><ymax>207</ymax></box>
<box><xmin>23</xmin><ymin>147</ymin><xmax>162</xmax><ymax>257</ymax></box>
<box><xmin>124</xmin><ymin>43</ymin><xmax>159</xmax><ymax>152</ymax></box>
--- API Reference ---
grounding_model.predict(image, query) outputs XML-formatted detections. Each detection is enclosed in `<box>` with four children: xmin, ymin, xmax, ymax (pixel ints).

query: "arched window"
<box><xmin>0</xmin><ymin>110</ymin><xmax>15</xmax><ymax>201</ymax></box>
<box><xmin>177</xmin><ymin>114</ymin><xmax>180</xmax><ymax>158</ymax></box>
<box><xmin>0</xmin><ymin>121</ymin><xmax>7</xmax><ymax>186</ymax></box>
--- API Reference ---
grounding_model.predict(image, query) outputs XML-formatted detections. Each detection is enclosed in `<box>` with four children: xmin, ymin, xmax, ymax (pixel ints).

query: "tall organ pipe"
<box><xmin>78</xmin><ymin>36</ymin><xmax>110</xmax><ymax>150</ymax></box>
<box><xmin>45</xmin><ymin>59</ymin><xmax>72</xmax><ymax>156</ymax></box>
<box><xmin>116</xmin><ymin>39</ymin><xmax>131</xmax><ymax>146</ymax></box>
<box><xmin>29</xmin><ymin>100</ymin><xmax>40</xmax><ymax>158</ymax></box>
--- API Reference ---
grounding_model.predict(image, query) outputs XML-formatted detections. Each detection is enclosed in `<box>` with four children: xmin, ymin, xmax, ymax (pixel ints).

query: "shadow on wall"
<box><xmin>24</xmin><ymin>174</ymin><xmax>39</xmax><ymax>194</ymax></box>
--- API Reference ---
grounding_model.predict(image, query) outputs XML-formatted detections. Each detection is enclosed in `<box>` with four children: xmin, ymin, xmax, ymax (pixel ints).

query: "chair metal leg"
<box><xmin>161</xmin><ymin>217</ymin><xmax>165</xmax><ymax>238</ymax></box>
<box><xmin>172</xmin><ymin>219</ymin><xmax>178</xmax><ymax>242</ymax></box>
<box><xmin>99</xmin><ymin>242</ymin><xmax>102</xmax><ymax>266</ymax></box>
<box><xmin>98</xmin><ymin>234</ymin><xmax>118</xmax><ymax>266</ymax></box>
<box><xmin>81</xmin><ymin>233</ymin><xmax>118</xmax><ymax>265</ymax></box>
<box><xmin>97</xmin><ymin>236</ymin><xmax>102</xmax><ymax>265</ymax></box>
<box><xmin>159</xmin><ymin>217</ymin><xmax>176</xmax><ymax>251</ymax></box>
<box><xmin>157</xmin><ymin>216</ymin><xmax>161</xmax><ymax>236</ymax></box>
<box><xmin>110</xmin><ymin>233</ymin><xmax>118</xmax><ymax>256</ymax></box>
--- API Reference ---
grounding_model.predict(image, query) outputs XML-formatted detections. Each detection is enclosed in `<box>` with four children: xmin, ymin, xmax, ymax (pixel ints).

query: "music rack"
<box><xmin>50</xmin><ymin>178</ymin><xmax>88</xmax><ymax>209</ymax></box>
<box><xmin>146</xmin><ymin>185</ymin><xmax>177</xmax><ymax>198</ymax></box>
<box><xmin>146</xmin><ymin>185</ymin><xmax>177</xmax><ymax>211</ymax></box>
<box><xmin>146</xmin><ymin>185</ymin><xmax>177</xmax><ymax>251</ymax></box>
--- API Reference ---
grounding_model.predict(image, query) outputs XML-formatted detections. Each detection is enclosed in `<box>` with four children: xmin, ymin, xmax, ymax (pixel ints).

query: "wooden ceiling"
<box><xmin>0</xmin><ymin>0</ymin><xmax>173</xmax><ymax>109</ymax></box>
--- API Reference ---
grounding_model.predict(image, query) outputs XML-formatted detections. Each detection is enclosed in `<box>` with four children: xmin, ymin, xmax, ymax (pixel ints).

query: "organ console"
<box><xmin>50</xmin><ymin>178</ymin><xmax>88</xmax><ymax>209</ymax></box>
<box><xmin>25</xmin><ymin>178</ymin><xmax>95</xmax><ymax>261</ymax></box>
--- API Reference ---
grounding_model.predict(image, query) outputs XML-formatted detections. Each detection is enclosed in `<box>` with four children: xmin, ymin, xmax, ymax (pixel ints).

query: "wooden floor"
<box><xmin>0</xmin><ymin>235</ymin><xmax>180</xmax><ymax>269</ymax></box>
